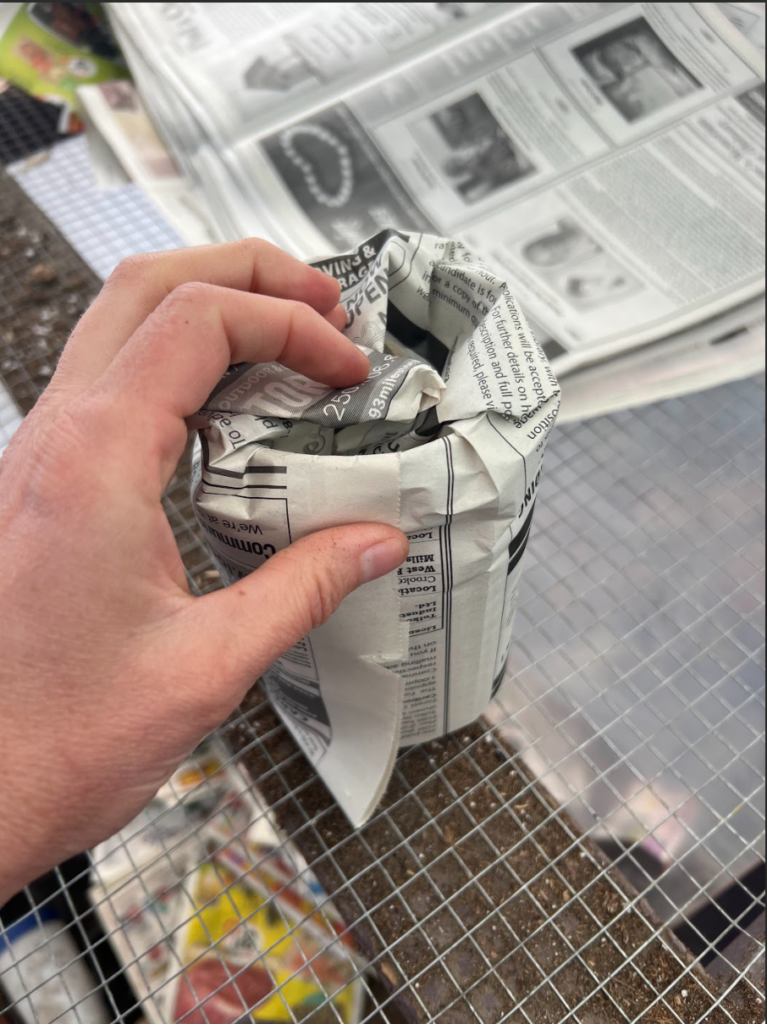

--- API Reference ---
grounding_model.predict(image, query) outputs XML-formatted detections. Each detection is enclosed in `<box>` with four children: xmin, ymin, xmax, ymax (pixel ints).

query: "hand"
<box><xmin>0</xmin><ymin>239</ymin><xmax>408</xmax><ymax>902</ymax></box>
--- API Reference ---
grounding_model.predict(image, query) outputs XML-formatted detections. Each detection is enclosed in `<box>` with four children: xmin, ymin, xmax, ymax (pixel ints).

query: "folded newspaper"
<box><xmin>192</xmin><ymin>230</ymin><xmax>560</xmax><ymax>825</ymax></box>
<box><xmin>98</xmin><ymin>0</ymin><xmax>764</xmax><ymax>418</ymax></box>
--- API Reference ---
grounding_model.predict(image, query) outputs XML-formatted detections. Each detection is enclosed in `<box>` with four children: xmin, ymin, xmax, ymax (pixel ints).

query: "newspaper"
<box><xmin>718</xmin><ymin>1</ymin><xmax>766</xmax><ymax>51</ymax></box>
<box><xmin>76</xmin><ymin>80</ymin><xmax>765</xmax><ymax>423</ymax></box>
<box><xmin>191</xmin><ymin>230</ymin><xmax>560</xmax><ymax>825</ymax></box>
<box><xmin>105</xmin><ymin>1</ymin><xmax>765</xmax><ymax>387</ymax></box>
<box><xmin>558</xmin><ymin>294</ymin><xmax>766</xmax><ymax>421</ymax></box>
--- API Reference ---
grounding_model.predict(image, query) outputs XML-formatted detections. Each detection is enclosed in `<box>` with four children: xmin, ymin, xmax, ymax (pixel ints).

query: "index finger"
<box><xmin>58</xmin><ymin>238</ymin><xmax>342</xmax><ymax>387</ymax></box>
<box><xmin>92</xmin><ymin>283</ymin><xmax>368</xmax><ymax>490</ymax></box>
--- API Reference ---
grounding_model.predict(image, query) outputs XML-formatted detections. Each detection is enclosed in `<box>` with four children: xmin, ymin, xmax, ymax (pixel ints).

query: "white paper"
<box><xmin>558</xmin><ymin>297</ymin><xmax>766</xmax><ymax>421</ymax></box>
<box><xmin>0</xmin><ymin>920</ymin><xmax>108</xmax><ymax>1024</ymax></box>
<box><xmin>192</xmin><ymin>230</ymin><xmax>560</xmax><ymax>824</ymax></box>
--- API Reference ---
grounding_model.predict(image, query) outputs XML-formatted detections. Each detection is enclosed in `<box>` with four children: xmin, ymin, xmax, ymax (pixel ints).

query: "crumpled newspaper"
<box><xmin>193</xmin><ymin>230</ymin><xmax>560</xmax><ymax>824</ymax></box>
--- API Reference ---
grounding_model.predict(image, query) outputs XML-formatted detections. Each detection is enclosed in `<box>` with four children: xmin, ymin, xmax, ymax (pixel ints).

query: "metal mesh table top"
<box><xmin>0</xmin><ymin>140</ymin><xmax>764</xmax><ymax>1024</ymax></box>
<box><xmin>0</xmin><ymin>83</ymin><xmax>62</xmax><ymax>167</ymax></box>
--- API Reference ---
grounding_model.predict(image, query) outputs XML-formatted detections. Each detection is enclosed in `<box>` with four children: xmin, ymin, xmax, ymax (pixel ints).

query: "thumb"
<box><xmin>184</xmin><ymin>523</ymin><xmax>408</xmax><ymax>703</ymax></box>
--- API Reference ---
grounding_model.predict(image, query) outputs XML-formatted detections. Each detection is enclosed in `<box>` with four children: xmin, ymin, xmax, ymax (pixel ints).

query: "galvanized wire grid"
<box><xmin>0</xmin><ymin>140</ymin><xmax>764</xmax><ymax>1024</ymax></box>
<box><xmin>0</xmin><ymin>83</ymin><xmax>62</xmax><ymax>166</ymax></box>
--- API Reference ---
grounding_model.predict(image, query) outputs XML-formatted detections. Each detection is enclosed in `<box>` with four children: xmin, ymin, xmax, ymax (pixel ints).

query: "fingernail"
<box><xmin>360</xmin><ymin>537</ymin><xmax>408</xmax><ymax>583</ymax></box>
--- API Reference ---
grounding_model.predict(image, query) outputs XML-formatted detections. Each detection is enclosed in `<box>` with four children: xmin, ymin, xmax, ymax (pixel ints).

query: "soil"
<box><xmin>0</xmin><ymin>172</ymin><xmax>99</xmax><ymax>413</ymax></box>
<box><xmin>228</xmin><ymin>690</ymin><xmax>765</xmax><ymax>1024</ymax></box>
<box><xmin>0</xmin><ymin>169</ymin><xmax>215</xmax><ymax>593</ymax></box>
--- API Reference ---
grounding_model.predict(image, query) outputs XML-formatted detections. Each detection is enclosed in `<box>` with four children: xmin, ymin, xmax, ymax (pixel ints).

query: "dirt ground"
<box><xmin>230</xmin><ymin>689</ymin><xmax>764</xmax><ymax>1024</ymax></box>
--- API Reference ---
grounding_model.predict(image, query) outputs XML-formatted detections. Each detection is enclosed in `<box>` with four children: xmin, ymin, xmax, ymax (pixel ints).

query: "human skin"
<box><xmin>0</xmin><ymin>238</ymin><xmax>408</xmax><ymax>904</ymax></box>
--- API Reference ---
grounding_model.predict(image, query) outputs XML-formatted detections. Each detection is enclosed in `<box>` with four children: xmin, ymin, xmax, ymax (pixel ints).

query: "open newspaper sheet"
<box><xmin>192</xmin><ymin>230</ymin><xmax>560</xmax><ymax>824</ymax></box>
<box><xmin>76</xmin><ymin>79</ymin><xmax>765</xmax><ymax>422</ymax></box>
<box><xmin>105</xmin><ymin>1</ymin><xmax>765</xmax><ymax>385</ymax></box>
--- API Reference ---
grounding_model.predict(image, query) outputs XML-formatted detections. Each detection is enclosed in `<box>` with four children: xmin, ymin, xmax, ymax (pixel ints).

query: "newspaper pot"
<box><xmin>192</xmin><ymin>230</ymin><xmax>560</xmax><ymax>825</ymax></box>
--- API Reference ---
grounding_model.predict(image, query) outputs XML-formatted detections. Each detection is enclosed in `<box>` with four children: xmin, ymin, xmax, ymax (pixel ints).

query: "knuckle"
<box><xmin>167</xmin><ymin>279</ymin><xmax>211</xmax><ymax>306</ymax></box>
<box><xmin>241</xmin><ymin>237</ymin><xmax>282</xmax><ymax>270</ymax></box>
<box><xmin>148</xmin><ymin>282</ymin><xmax>216</xmax><ymax>337</ymax></box>
<box><xmin>242</xmin><ymin>236</ymin><xmax>272</xmax><ymax>259</ymax></box>
<box><xmin>285</xmin><ymin>298</ymin><xmax>312</xmax><ymax>330</ymax></box>
<box><xmin>241</xmin><ymin>237</ymin><xmax>285</xmax><ymax>290</ymax></box>
<box><xmin>302</xmin><ymin>566</ymin><xmax>345</xmax><ymax>631</ymax></box>
<box><xmin>106</xmin><ymin>253</ymin><xmax>156</xmax><ymax>290</ymax></box>
<box><xmin>8</xmin><ymin>393</ymin><xmax>125</xmax><ymax>513</ymax></box>
<box><xmin>44</xmin><ymin>404</ymin><xmax>89</xmax><ymax>459</ymax></box>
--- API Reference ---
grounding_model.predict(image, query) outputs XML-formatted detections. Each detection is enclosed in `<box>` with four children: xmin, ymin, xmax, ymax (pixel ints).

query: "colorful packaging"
<box><xmin>166</xmin><ymin>862</ymin><xmax>362</xmax><ymax>1023</ymax></box>
<box><xmin>0</xmin><ymin>3</ymin><xmax>128</xmax><ymax>132</ymax></box>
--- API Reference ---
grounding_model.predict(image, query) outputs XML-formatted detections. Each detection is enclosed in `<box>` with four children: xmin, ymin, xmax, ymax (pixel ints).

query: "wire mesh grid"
<box><xmin>0</xmin><ymin>143</ymin><xmax>764</xmax><ymax>1024</ymax></box>
<box><xmin>0</xmin><ymin>82</ymin><xmax>62</xmax><ymax>167</ymax></box>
